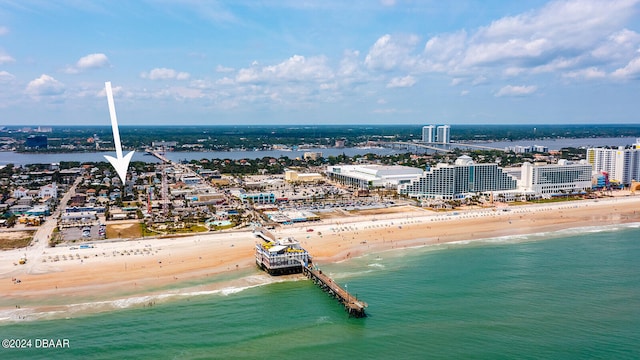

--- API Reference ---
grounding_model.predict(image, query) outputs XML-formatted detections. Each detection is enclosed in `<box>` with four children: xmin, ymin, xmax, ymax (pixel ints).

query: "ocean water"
<box><xmin>1</xmin><ymin>225</ymin><xmax>639</xmax><ymax>359</ymax></box>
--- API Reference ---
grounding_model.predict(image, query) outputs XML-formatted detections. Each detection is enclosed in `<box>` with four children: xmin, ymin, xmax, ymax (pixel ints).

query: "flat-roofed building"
<box><xmin>520</xmin><ymin>160</ymin><xmax>593</xmax><ymax>195</ymax></box>
<box><xmin>231</xmin><ymin>188</ymin><xmax>276</xmax><ymax>204</ymax></box>
<box><xmin>285</xmin><ymin>170</ymin><xmax>323</xmax><ymax>183</ymax></box>
<box><xmin>326</xmin><ymin>165</ymin><xmax>423</xmax><ymax>189</ymax></box>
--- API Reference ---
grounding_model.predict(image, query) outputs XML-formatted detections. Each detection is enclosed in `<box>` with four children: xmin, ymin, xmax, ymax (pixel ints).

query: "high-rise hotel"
<box><xmin>520</xmin><ymin>160</ymin><xmax>593</xmax><ymax>195</ymax></box>
<box><xmin>587</xmin><ymin>142</ymin><xmax>640</xmax><ymax>186</ymax></box>
<box><xmin>398</xmin><ymin>155</ymin><xmax>517</xmax><ymax>200</ymax></box>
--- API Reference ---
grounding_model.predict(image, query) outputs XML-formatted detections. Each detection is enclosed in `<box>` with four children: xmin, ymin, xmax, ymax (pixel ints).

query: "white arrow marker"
<box><xmin>104</xmin><ymin>81</ymin><xmax>134</xmax><ymax>184</ymax></box>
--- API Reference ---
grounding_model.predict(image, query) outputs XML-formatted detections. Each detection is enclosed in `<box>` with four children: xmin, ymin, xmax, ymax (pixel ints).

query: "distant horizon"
<box><xmin>4</xmin><ymin>123</ymin><xmax>640</xmax><ymax>128</ymax></box>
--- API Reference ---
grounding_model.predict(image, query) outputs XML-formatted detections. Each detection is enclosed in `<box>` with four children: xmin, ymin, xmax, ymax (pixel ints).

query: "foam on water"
<box><xmin>0</xmin><ymin>272</ymin><xmax>291</xmax><ymax>323</ymax></box>
<box><xmin>4</xmin><ymin>222</ymin><xmax>639</xmax><ymax>325</ymax></box>
<box><xmin>442</xmin><ymin>222</ymin><xmax>640</xmax><ymax>248</ymax></box>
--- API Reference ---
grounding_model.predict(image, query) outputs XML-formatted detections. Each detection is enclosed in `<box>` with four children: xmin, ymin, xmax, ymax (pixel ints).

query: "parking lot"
<box><xmin>60</xmin><ymin>223</ymin><xmax>106</xmax><ymax>242</ymax></box>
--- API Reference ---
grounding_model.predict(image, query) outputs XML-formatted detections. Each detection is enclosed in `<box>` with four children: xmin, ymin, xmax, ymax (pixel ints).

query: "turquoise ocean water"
<box><xmin>1</xmin><ymin>224</ymin><xmax>639</xmax><ymax>359</ymax></box>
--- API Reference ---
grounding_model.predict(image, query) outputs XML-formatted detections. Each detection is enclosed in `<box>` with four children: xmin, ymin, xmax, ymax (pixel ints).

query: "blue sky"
<box><xmin>1</xmin><ymin>0</ymin><xmax>639</xmax><ymax>126</ymax></box>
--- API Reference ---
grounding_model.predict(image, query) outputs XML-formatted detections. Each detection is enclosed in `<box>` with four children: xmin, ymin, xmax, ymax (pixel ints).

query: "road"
<box><xmin>23</xmin><ymin>177</ymin><xmax>82</xmax><ymax>274</ymax></box>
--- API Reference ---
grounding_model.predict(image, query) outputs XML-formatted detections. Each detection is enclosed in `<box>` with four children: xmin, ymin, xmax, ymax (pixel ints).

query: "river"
<box><xmin>0</xmin><ymin>137</ymin><xmax>637</xmax><ymax>166</ymax></box>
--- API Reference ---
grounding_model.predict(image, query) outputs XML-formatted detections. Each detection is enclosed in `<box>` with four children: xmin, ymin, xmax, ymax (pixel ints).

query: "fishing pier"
<box><xmin>302</xmin><ymin>265</ymin><xmax>368</xmax><ymax>318</ymax></box>
<box><xmin>254</xmin><ymin>226</ymin><xmax>368</xmax><ymax>317</ymax></box>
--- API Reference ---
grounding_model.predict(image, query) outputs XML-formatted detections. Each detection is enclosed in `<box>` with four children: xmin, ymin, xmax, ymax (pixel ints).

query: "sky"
<box><xmin>0</xmin><ymin>0</ymin><xmax>639</xmax><ymax>126</ymax></box>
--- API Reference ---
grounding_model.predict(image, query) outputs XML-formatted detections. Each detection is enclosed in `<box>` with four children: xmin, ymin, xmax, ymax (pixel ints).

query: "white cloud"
<box><xmin>416</xmin><ymin>0</ymin><xmax>640</xmax><ymax>82</ymax></box>
<box><xmin>63</xmin><ymin>53</ymin><xmax>110</xmax><ymax>74</ymax></box>
<box><xmin>365</xmin><ymin>34</ymin><xmax>420</xmax><ymax>71</ymax></box>
<box><xmin>141</xmin><ymin>68</ymin><xmax>191</xmax><ymax>80</ymax></box>
<box><xmin>215</xmin><ymin>77</ymin><xmax>235</xmax><ymax>86</ymax></box>
<box><xmin>0</xmin><ymin>51</ymin><xmax>15</xmax><ymax>64</ymax></box>
<box><xmin>0</xmin><ymin>26</ymin><xmax>8</xmax><ymax>36</ymax></box>
<box><xmin>463</xmin><ymin>38</ymin><xmax>550</xmax><ymax>67</ymax></box>
<box><xmin>338</xmin><ymin>50</ymin><xmax>361</xmax><ymax>77</ymax></box>
<box><xmin>563</xmin><ymin>67</ymin><xmax>606</xmax><ymax>79</ymax></box>
<box><xmin>611</xmin><ymin>56</ymin><xmax>640</xmax><ymax>79</ymax></box>
<box><xmin>591</xmin><ymin>29</ymin><xmax>640</xmax><ymax>63</ymax></box>
<box><xmin>235</xmin><ymin>55</ymin><xmax>333</xmax><ymax>83</ymax></box>
<box><xmin>495</xmin><ymin>85</ymin><xmax>537</xmax><ymax>97</ymax></box>
<box><xmin>25</xmin><ymin>74</ymin><xmax>65</xmax><ymax>96</ymax></box>
<box><xmin>155</xmin><ymin>86</ymin><xmax>203</xmax><ymax>100</ymax></box>
<box><xmin>387</xmin><ymin>75</ymin><xmax>416</xmax><ymax>88</ymax></box>
<box><xmin>423</xmin><ymin>31</ymin><xmax>467</xmax><ymax>71</ymax></box>
<box><xmin>216</xmin><ymin>65</ymin><xmax>235</xmax><ymax>73</ymax></box>
<box><xmin>380</xmin><ymin>0</ymin><xmax>396</xmax><ymax>6</ymax></box>
<box><xmin>264</xmin><ymin>55</ymin><xmax>333</xmax><ymax>81</ymax></box>
<box><xmin>0</xmin><ymin>70</ymin><xmax>15</xmax><ymax>82</ymax></box>
<box><xmin>77</xmin><ymin>53</ymin><xmax>109</xmax><ymax>70</ymax></box>
<box><xmin>235</xmin><ymin>67</ymin><xmax>260</xmax><ymax>83</ymax></box>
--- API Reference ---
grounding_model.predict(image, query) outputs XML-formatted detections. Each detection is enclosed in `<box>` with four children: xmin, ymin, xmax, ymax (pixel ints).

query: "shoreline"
<box><xmin>1</xmin><ymin>196</ymin><xmax>639</xmax><ymax>322</ymax></box>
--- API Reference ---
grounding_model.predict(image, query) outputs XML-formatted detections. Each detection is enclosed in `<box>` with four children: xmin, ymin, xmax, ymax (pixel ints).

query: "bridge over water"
<box><xmin>383</xmin><ymin>141</ymin><xmax>505</xmax><ymax>153</ymax></box>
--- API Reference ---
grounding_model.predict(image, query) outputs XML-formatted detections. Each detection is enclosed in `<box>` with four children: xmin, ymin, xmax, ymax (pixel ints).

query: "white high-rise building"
<box><xmin>398</xmin><ymin>156</ymin><xmax>517</xmax><ymax>199</ymax></box>
<box><xmin>422</xmin><ymin>125</ymin><xmax>435</xmax><ymax>143</ymax></box>
<box><xmin>436</xmin><ymin>125</ymin><xmax>450</xmax><ymax>144</ymax></box>
<box><xmin>520</xmin><ymin>161</ymin><xmax>593</xmax><ymax>195</ymax></box>
<box><xmin>587</xmin><ymin>147</ymin><xmax>640</xmax><ymax>186</ymax></box>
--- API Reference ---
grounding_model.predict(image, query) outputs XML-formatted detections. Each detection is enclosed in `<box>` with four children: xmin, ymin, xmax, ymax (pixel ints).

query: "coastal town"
<box><xmin>0</xmin><ymin>125</ymin><xmax>640</xmax><ymax>243</ymax></box>
<box><xmin>4</xmin><ymin>1</ymin><xmax>640</xmax><ymax>357</ymax></box>
<box><xmin>1</xmin><ymin>126</ymin><xmax>640</xmax><ymax>319</ymax></box>
<box><xmin>2</xmin><ymin>127</ymin><xmax>639</xmax><ymax>248</ymax></box>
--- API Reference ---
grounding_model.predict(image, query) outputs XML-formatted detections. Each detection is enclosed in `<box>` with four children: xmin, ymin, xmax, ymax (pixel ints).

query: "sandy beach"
<box><xmin>1</xmin><ymin>196</ymin><xmax>639</xmax><ymax>320</ymax></box>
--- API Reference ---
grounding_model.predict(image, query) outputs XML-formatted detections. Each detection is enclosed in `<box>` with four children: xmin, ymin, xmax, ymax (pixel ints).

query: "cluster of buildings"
<box><xmin>421</xmin><ymin>125</ymin><xmax>451</xmax><ymax>144</ymax></box>
<box><xmin>327</xmin><ymin>139</ymin><xmax>640</xmax><ymax>201</ymax></box>
<box><xmin>0</xmin><ymin>164</ymin><xmax>63</xmax><ymax>225</ymax></box>
<box><xmin>506</xmin><ymin>145</ymin><xmax>549</xmax><ymax>153</ymax></box>
<box><xmin>587</xmin><ymin>144</ymin><xmax>640</xmax><ymax>187</ymax></box>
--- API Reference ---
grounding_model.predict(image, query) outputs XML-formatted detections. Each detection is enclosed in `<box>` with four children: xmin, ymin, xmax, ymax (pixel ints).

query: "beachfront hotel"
<box><xmin>325</xmin><ymin>165</ymin><xmax>424</xmax><ymax>190</ymax></box>
<box><xmin>398</xmin><ymin>156</ymin><xmax>517</xmax><ymax>200</ymax></box>
<box><xmin>587</xmin><ymin>146</ymin><xmax>640</xmax><ymax>186</ymax></box>
<box><xmin>520</xmin><ymin>160</ymin><xmax>593</xmax><ymax>195</ymax></box>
